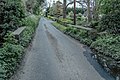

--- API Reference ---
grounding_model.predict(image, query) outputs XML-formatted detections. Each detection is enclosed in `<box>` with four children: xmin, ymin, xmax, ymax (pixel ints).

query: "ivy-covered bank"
<box><xmin>0</xmin><ymin>0</ymin><xmax>41</xmax><ymax>79</ymax></box>
<box><xmin>52</xmin><ymin>22</ymin><xmax>120</xmax><ymax>77</ymax></box>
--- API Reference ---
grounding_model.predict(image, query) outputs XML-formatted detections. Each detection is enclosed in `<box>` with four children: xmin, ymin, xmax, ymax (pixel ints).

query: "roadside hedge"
<box><xmin>91</xmin><ymin>35</ymin><xmax>120</xmax><ymax>76</ymax></box>
<box><xmin>0</xmin><ymin>0</ymin><xmax>25</xmax><ymax>43</ymax></box>
<box><xmin>0</xmin><ymin>15</ymin><xmax>40</xmax><ymax>80</ymax></box>
<box><xmin>99</xmin><ymin>11</ymin><xmax>120</xmax><ymax>34</ymax></box>
<box><xmin>91</xmin><ymin>35</ymin><xmax>120</xmax><ymax>60</ymax></box>
<box><xmin>20</xmin><ymin>16</ymin><xmax>39</xmax><ymax>47</ymax></box>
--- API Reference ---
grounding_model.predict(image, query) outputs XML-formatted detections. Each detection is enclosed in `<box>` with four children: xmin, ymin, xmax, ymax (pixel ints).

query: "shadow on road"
<box><xmin>83</xmin><ymin>46</ymin><xmax>115</xmax><ymax>80</ymax></box>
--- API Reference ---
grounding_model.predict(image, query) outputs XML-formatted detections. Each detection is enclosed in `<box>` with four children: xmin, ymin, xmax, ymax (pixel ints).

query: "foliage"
<box><xmin>100</xmin><ymin>0</ymin><xmax>120</xmax><ymax>14</ymax></box>
<box><xmin>20</xmin><ymin>16</ymin><xmax>40</xmax><ymax>47</ymax></box>
<box><xmin>77</xmin><ymin>16</ymin><xmax>87</xmax><ymax>25</ymax></box>
<box><xmin>91</xmin><ymin>35</ymin><xmax>120</xmax><ymax>60</ymax></box>
<box><xmin>0</xmin><ymin>0</ymin><xmax>25</xmax><ymax>43</ymax></box>
<box><xmin>66</xmin><ymin>7</ymin><xmax>86</xmax><ymax>14</ymax></box>
<box><xmin>98</xmin><ymin>0</ymin><xmax>120</xmax><ymax>34</ymax></box>
<box><xmin>77</xmin><ymin>13</ymin><xmax>82</xmax><ymax>20</ymax></box>
<box><xmin>67</xmin><ymin>11</ymin><xmax>74</xmax><ymax>21</ymax></box>
<box><xmin>58</xmin><ymin>18</ymin><xmax>73</xmax><ymax>25</ymax></box>
<box><xmin>99</xmin><ymin>11</ymin><xmax>120</xmax><ymax>34</ymax></box>
<box><xmin>33</xmin><ymin>0</ymin><xmax>44</xmax><ymax>15</ymax></box>
<box><xmin>0</xmin><ymin>15</ymin><xmax>40</xmax><ymax>79</ymax></box>
<box><xmin>33</xmin><ymin>3</ymin><xmax>40</xmax><ymax>15</ymax></box>
<box><xmin>26</xmin><ymin>0</ymin><xmax>44</xmax><ymax>14</ymax></box>
<box><xmin>36</xmin><ymin>0</ymin><xmax>44</xmax><ymax>5</ymax></box>
<box><xmin>48</xmin><ymin>16</ymin><xmax>57</xmax><ymax>21</ymax></box>
<box><xmin>89</xmin><ymin>20</ymin><xmax>99</xmax><ymax>28</ymax></box>
<box><xmin>0</xmin><ymin>34</ymin><xmax>24</xmax><ymax>79</ymax></box>
<box><xmin>64</xmin><ymin>27</ymin><xmax>93</xmax><ymax>45</ymax></box>
<box><xmin>0</xmin><ymin>0</ymin><xmax>40</xmax><ymax>79</ymax></box>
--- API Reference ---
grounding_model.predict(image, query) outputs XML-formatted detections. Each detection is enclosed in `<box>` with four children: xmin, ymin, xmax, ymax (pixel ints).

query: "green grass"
<box><xmin>52</xmin><ymin>22</ymin><xmax>67</xmax><ymax>31</ymax></box>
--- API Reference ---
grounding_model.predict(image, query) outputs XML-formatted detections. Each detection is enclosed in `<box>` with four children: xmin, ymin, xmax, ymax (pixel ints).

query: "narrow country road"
<box><xmin>16</xmin><ymin>17</ymin><xmax>115</xmax><ymax>80</ymax></box>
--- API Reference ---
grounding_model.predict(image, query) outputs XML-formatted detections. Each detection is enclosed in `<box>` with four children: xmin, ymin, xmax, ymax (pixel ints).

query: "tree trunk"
<box><xmin>63</xmin><ymin>0</ymin><xmax>66</xmax><ymax>18</ymax></box>
<box><xmin>87</xmin><ymin>0</ymin><xmax>91</xmax><ymax>22</ymax></box>
<box><xmin>93</xmin><ymin>0</ymin><xmax>99</xmax><ymax>21</ymax></box>
<box><xmin>74</xmin><ymin>0</ymin><xmax>76</xmax><ymax>25</ymax></box>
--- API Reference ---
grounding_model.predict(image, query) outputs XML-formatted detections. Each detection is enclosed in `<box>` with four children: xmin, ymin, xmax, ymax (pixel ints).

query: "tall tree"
<box><xmin>93</xmin><ymin>0</ymin><xmax>99</xmax><ymax>20</ymax></box>
<box><xmin>74</xmin><ymin>0</ymin><xmax>76</xmax><ymax>25</ymax></box>
<box><xmin>99</xmin><ymin>0</ymin><xmax>120</xmax><ymax>33</ymax></box>
<box><xmin>82</xmin><ymin>0</ymin><xmax>92</xmax><ymax>22</ymax></box>
<box><xmin>87</xmin><ymin>0</ymin><xmax>91</xmax><ymax>22</ymax></box>
<box><xmin>63</xmin><ymin>0</ymin><xmax>67</xmax><ymax>18</ymax></box>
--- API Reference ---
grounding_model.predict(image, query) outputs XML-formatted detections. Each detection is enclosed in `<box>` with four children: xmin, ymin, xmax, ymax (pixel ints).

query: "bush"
<box><xmin>0</xmin><ymin>0</ymin><xmax>40</xmax><ymax>79</ymax></box>
<box><xmin>48</xmin><ymin>16</ymin><xmax>56</xmax><ymax>21</ymax></box>
<box><xmin>89</xmin><ymin>21</ymin><xmax>99</xmax><ymax>28</ymax></box>
<box><xmin>77</xmin><ymin>16</ymin><xmax>86</xmax><ymax>25</ymax></box>
<box><xmin>99</xmin><ymin>0</ymin><xmax>120</xmax><ymax>34</ymax></box>
<box><xmin>0</xmin><ymin>15</ymin><xmax>40</xmax><ymax>79</ymax></box>
<box><xmin>20</xmin><ymin>16</ymin><xmax>40</xmax><ymax>47</ymax></box>
<box><xmin>91</xmin><ymin>35</ymin><xmax>120</xmax><ymax>60</ymax></box>
<box><xmin>0</xmin><ymin>34</ymin><xmax>24</xmax><ymax>79</ymax></box>
<box><xmin>0</xmin><ymin>0</ymin><xmax>25</xmax><ymax>43</ymax></box>
<box><xmin>99</xmin><ymin>11</ymin><xmax>120</xmax><ymax>34</ymax></box>
<box><xmin>58</xmin><ymin>18</ymin><xmax>73</xmax><ymax>25</ymax></box>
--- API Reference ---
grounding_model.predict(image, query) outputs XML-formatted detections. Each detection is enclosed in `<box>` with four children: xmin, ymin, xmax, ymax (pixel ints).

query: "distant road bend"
<box><xmin>17</xmin><ymin>17</ymin><xmax>115</xmax><ymax>80</ymax></box>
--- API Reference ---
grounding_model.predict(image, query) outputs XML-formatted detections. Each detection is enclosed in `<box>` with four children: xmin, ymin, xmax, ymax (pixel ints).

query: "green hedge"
<box><xmin>91</xmin><ymin>35</ymin><xmax>120</xmax><ymax>60</ymax></box>
<box><xmin>0</xmin><ymin>15</ymin><xmax>40</xmax><ymax>80</ymax></box>
<box><xmin>90</xmin><ymin>35</ymin><xmax>120</xmax><ymax>74</ymax></box>
<box><xmin>99</xmin><ymin>12</ymin><xmax>120</xmax><ymax>34</ymax></box>
<box><xmin>0</xmin><ymin>0</ymin><xmax>25</xmax><ymax>42</ymax></box>
<box><xmin>20</xmin><ymin>16</ymin><xmax>39</xmax><ymax>47</ymax></box>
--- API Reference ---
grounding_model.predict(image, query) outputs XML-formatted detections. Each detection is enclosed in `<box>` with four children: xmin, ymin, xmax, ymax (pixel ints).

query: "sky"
<box><xmin>47</xmin><ymin>0</ymin><xmax>81</xmax><ymax>8</ymax></box>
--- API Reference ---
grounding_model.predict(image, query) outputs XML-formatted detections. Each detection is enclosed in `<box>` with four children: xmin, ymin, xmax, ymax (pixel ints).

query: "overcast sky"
<box><xmin>46</xmin><ymin>0</ymin><xmax>81</xmax><ymax>8</ymax></box>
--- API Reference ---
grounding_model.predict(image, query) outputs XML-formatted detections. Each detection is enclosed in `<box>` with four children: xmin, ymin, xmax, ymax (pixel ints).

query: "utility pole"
<box><xmin>74</xmin><ymin>0</ymin><xmax>76</xmax><ymax>25</ymax></box>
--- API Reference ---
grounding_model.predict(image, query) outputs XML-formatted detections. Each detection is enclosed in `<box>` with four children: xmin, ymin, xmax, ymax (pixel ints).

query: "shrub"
<box><xmin>48</xmin><ymin>16</ymin><xmax>56</xmax><ymax>21</ymax></box>
<box><xmin>58</xmin><ymin>18</ymin><xmax>73</xmax><ymax>25</ymax></box>
<box><xmin>0</xmin><ymin>15</ymin><xmax>40</xmax><ymax>79</ymax></box>
<box><xmin>77</xmin><ymin>16</ymin><xmax>86</xmax><ymax>25</ymax></box>
<box><xmin>91</xmin><ymin>35</ymin><xmax>120</xmax><ymax>60</ymax></box>
<box><xmin>20</xmin><ymin>16</ymin><xmax>40</xmax><ymax>47</ymax></box>
<box><xmin>0</xmin><ymin>34</ymin><xmax>24</xmax><ymax>79</ymax></box>
<box><xmin>0</xmin><ymin>0</ymin><xmax>25</xmax><ymax>43</ymax></box>
<box><xmin>89</xmin><ymin>21</ymin><xmax>99</xmax><ymax>28</ymax></box>
<box><xmin>99</xmin><ymin>11</ymin><xmax>120</xmax><ymax>34</ymax></box>
<box><xmin>99</xmin><ymin>0</ymin><xmax>120</xmax><ymax>34</ymax></box>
